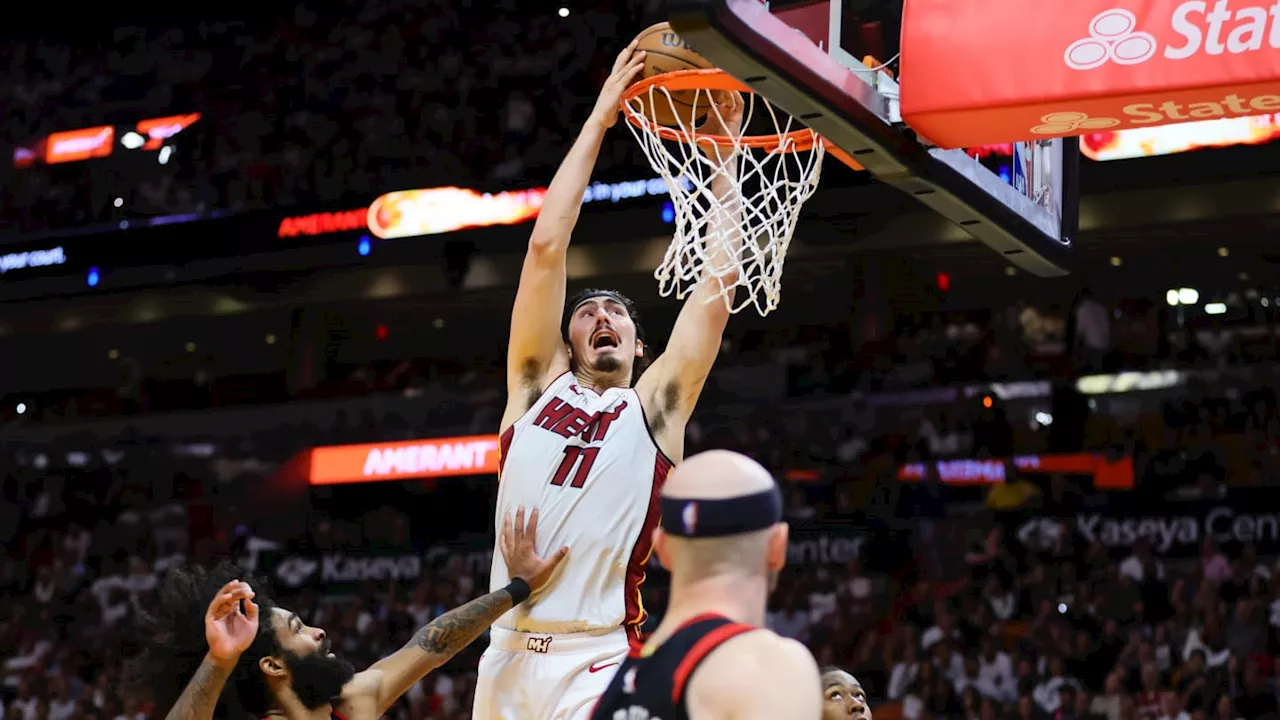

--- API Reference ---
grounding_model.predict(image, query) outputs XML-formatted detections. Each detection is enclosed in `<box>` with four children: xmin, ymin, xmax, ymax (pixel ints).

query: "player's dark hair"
<box><xmin>820</xmin><ymin>666</ymin><xmax>858</xmax><ymax>686</ymax></box>
<box><xmin>562</xmin><ymin>288</ymin><xmax>651</xmax><ymax>384</ymax></box>
<box><xmin>126</xmin><ymin>562</ymin><xmax>282</xmax><ymax>720</ymax></box>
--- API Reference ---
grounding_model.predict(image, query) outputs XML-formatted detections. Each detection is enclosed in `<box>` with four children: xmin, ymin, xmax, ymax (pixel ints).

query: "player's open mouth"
<box><xmin>591</xmin><ymin>331</ymin><xmax>618</xmax><ymax>349</ymax></box>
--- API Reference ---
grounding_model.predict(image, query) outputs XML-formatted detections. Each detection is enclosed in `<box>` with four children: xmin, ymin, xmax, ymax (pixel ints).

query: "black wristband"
<box><xmin>505</xmin><ymin>577</ymin><xmax>531</xmax><ymax>605</ymax></box>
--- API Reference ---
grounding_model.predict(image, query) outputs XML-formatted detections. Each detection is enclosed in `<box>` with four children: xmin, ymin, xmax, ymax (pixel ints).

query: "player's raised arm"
<box><xmin>506</xmin><ymin>42</ymin><xmax>646</xmax><ymax>413</ymax></box>
<box><xmin>687</xmin><ymin>632</ymin><xmax>823</xmax><ymax>720</ymax></box>
<box><xmin>163</xmin><ymin>580</ymin><xmax>259</xmax><ymax>720</ymax></box>
<box><xmin>636</xmin><ymin>93</ymin><xmax>745</xmax><ymax>453</ymax></box>
<box><xmin>366</xmin><ymin>507</ymin><xmax>568</xmax><ymax>715</ymax></box>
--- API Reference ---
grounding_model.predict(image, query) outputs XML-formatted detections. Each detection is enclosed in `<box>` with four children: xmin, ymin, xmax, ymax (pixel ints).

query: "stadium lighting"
<box><xmin>1178</xmin><ymin>288</ymin><xmax>1199</xmax><ymax>305</ymax></box>
<box><xmin>15</xmin><ymin>402</ymin><xmax>26</xmax><ymax>415</ymax></box>
<box><xmin>1205</xmin><ymin>302</ymin><xmax>1227</xmax><ymax>315</ymax></box>
<box><xmin>558</xmin><ymin>6</ymin><xmax>570</xmax><ymax>17</ymax></box>
<box><xmin>113</xmin><ymin>197</ymin><xmax>124</xmax><ymax>208</ymax></box>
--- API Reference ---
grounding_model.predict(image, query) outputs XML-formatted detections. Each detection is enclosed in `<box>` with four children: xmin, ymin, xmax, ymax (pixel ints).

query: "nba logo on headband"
<box><xmin>681</xmin><ymin>502</ymin><xmax>698</xmax><ymax>535</ymax></box>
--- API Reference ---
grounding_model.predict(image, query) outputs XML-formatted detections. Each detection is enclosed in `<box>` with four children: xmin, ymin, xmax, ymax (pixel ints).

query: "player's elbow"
<box><xmin>526</xmin><ymin>232</ymin><xmax>569</xmax><ymax>259</ymax></box>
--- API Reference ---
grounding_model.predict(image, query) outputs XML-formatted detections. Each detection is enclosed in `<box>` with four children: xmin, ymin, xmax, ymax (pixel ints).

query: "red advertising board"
<box><xmin>307</xmin><ymin>434</ymin><xmax>502</xmax><ymax>485</ymax></box>
<box><xmin>901</xmin><ymin>0</ymin><xmax>1280</xmax><ymax>147</ymax></box>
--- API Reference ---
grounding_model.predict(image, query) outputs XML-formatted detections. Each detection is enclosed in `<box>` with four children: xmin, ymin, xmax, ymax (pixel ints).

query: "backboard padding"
<box><xmin>668</xmin><ymin>0</ymin><xmax>1075</xmax><ymax>276</ymax></box>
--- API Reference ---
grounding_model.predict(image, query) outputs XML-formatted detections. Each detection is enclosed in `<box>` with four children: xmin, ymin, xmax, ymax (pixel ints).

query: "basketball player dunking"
<box><xmin>472</xmin><ymin>41</ymin><xmax>745</xmax><ymax>720</ymax></box>
<box><xmin>590</xmin><ymin>450</ymin><xmax>822</xmax><ymax>719</ymax></box>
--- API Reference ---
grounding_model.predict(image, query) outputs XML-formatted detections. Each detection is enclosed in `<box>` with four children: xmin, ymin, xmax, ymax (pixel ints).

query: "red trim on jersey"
<box><xmin>626</xmin><ymin>623</ymin><xmax>645</xmax><ymax>656</ymax></box>
<box><xmin>670</xmin><ymin>623</ymin><xmax>756</xmax><ymax>705</ymax></box>
<box><xmin>676</xmin><ymin>613</ymin><xmax>730</xmax><ymax>631</ymax></box>
<box><xmin>622</xmin><ymin>452</ymin><xmax>672</xmax><ymax>641</ymax></box>
<box><xmin>629</xmin><ymin>613</ymin><xmax>729</xmax><ymax>658</ymax></box>
<box><xmin>332</xmin><ymin>712</ymin><xmax>348</xmax><ymax>720</ymax></box>
<box><xmin>498</xmin><ymin>424</ymin><xmax>515</xmax><ymax>476</ymax></box>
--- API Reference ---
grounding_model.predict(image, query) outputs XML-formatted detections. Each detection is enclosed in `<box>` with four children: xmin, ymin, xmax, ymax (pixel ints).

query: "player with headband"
<box><xmin>590</xmin><ymin>449</ymin><xmax>822</xmax><ymax>720</ymax></box>
<box><xmin>473</xmin><ymin>38</ymin><xmax>747</xmax><ymax>720</ymax></box>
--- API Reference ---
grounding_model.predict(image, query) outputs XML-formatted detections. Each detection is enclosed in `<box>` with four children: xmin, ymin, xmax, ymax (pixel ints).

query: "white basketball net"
<box><xmin>621</xmin><ymin>81</ymin><xmax>825</xmax><ymax>317</ymax></box>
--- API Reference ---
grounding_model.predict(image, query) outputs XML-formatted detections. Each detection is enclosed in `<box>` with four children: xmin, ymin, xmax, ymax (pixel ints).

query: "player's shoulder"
<box><xmin>686</xmin><ymin>629</ymin><xmax>822</xmax><ymax>717</ymax></box>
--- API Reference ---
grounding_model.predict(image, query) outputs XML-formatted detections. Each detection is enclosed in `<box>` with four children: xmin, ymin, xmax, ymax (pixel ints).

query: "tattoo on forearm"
<box><xmin>411</xmin><ymin>589</ymin><xmax>515</xmax><ymax>658</ymax></box>
<box><xmin>166</xmin><ymin>659</ymin><xmax>232</xmax><ymax>720</ymax></box>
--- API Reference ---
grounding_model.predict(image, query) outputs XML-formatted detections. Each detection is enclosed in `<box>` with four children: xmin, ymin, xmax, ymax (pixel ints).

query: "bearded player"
<box><xmin>474</xmin><ymin>39</ymin><xmax>747</xmax><ymax>720</ymax></box>
<box><xmin>590</xmin><ymin>450</ymin><xmax>822</xmax><ymax>719</ymax></box>
<box><xmin>128</xmin><ymin>508</ymin><xmax>563</xmax><ymax>720</ymax></box>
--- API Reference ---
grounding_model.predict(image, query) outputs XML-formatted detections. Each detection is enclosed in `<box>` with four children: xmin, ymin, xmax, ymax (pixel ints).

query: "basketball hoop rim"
<box><xmin>620</xmin><ymin>68</ymin><xmax>822</xmax><ymax>153</ymax></box>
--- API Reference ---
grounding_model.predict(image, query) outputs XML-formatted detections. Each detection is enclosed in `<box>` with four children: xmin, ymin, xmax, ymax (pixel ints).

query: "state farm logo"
<box><xmin>1066</xmin><ymin>1</ymin><xmax>1280</xmax><ymax>71</ymax></box>
<box><xmin>1066</xmin><ymin>9</ymin><xmax>1158</xmax><ymax>69</ymax></box>
<box><xmin>1031</xmin><ymin>111</ymin><xmax>1121</xmax><ymax>134</ymax></box>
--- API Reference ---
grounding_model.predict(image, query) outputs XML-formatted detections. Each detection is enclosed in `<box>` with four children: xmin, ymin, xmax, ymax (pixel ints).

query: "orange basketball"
<box><xmin>632</xmin><ymin>22</ymin><xmax>713</xmax><ymax>127</ymax></box>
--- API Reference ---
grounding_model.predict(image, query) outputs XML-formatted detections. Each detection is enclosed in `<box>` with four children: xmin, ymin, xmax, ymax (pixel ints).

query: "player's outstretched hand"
<box><xmin>205</xmin><ymin>579</ymin><xmax>259</xmax><ymax>668</ymax></box>
<box><xmin>500</xmin><ymin>506</ymin><xmax>570</xmax><ymax>595</ymax></box>
<box><xmin>591</xmin><ymin>39</ymin><xmax>646</xmax><ymax>129</ymax></box>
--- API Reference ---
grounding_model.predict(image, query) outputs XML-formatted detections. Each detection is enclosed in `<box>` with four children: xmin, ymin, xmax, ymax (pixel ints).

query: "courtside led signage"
<box><xmin>900</xmin><ymin>0</ymin><xmax>1280</xmax><ymax>147</ymax></box>
<box><xmin>307</xmin><ymin>434</ymin><xmax>501</xmax><ymax>485</ymax></box>
<box><xmin>279</xmin><ymin>176</ymin><xmax>675</xmax><ymax>239</ymax></box>
<box><xmin>1082</xmin><ymin>113</ymin><xmax>1280</xmax><ymax>160</ymax></box>
<box><xmin>277</xmin><ymin>208</ymin><xmax>370</xmax><ymax>238</ymax></box>
<box><xmin>368</xmin><ymin>187</ymin><xmax>546</xmax><ymax>240</ymax></box>
<box><xmin>16</xmin><ymin>113</ymin><xmax>202</xmax><ymax>168</ymax></box>
<box><xmin>0</xmin><ymin>247</ymin><xmax>66</xmax><ymax>275</ymax></box>
<box><xmin>133</xmin><ymin>113</ymin><xmax>201</xmax><ymax>150</ymax></box>
<box><xmin>45</xmin><ymin>126</ymin><xmax>115</xmax><ymax>164</ymax></box>
<box><xmin>897</xmin><ymin>452</ymin><xmax>1134</xmax><ymax>489</ymax></box>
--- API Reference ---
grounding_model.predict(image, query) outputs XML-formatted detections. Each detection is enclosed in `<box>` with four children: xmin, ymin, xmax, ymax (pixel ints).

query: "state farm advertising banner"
<box><xmin>900</xmin><ymin>0</ymin><xmax>1280</xmax><ymax>147</ymax></box>
<box><xmin>306</xmin><ymin>434</ymin><xmax>501</xmax><ymax>485</ymax></box>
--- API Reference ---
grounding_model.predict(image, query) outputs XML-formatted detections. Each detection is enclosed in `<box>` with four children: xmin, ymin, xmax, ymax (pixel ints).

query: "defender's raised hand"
<box><xmin>205</xmin><ymin>580</ymin><xmax>259</xmax><ymax>667</ymax></box>
<box><xmin>500</xmin><ymin>506</ymin><xmax>570</xmax><ymax>594</ymax></box>
<box><xmin>591</xmin><ymin>39</ymin><xmax>647</xmax><ymax>129</ymax></box>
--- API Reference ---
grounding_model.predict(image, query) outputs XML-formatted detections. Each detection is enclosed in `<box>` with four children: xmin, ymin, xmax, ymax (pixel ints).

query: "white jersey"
<box><xmin>490</xmin><ymin>371</ymin><xmax>673</xmax><ymax>635</ymax></box>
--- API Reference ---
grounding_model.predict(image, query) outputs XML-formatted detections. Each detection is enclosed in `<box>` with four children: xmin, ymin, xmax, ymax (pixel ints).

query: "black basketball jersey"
<box><xmin>589</xmin><ymin>613</ymin><xmax>758</xmax><ymax>720</ymax></box>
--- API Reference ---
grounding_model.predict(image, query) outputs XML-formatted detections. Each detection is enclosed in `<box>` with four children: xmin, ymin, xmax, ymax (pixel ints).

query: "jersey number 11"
<box><xmin>550</xmin><ymin>446</ymin><xmax>600</xmax><ymax>489</ymax></box>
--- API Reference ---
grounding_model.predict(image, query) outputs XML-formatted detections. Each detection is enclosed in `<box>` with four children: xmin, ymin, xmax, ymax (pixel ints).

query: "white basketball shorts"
<box><xmin>471</xmin><ymin>626</ymin><xmax>631</xmax><ymax>720</ymax></box>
